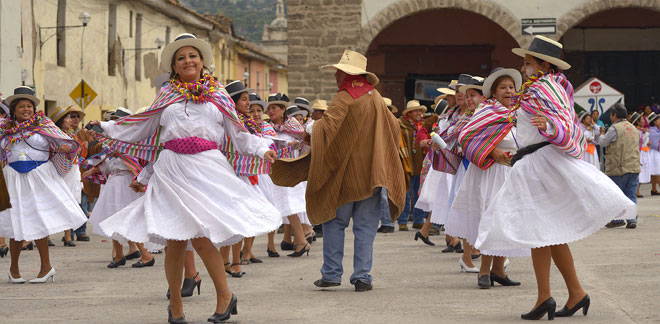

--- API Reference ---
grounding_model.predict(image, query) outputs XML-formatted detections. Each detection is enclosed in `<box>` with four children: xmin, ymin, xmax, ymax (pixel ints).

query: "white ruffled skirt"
<box><xmin>0</xmin><ymin>162</ymin><xmax>87</xmax><ymax>241</ymax></box>
<box><xmin>97</xmin><ymin>149</ymin><xmax>282</xmax><ymax>247</ymax></box>
<box><xmin>428</xmin><ymin>171</ymin><xmax>454</xmax><ymax>225</ymax></box>
<box><xmin>433</xmin><ymin>162</ymin><xmax>467</xmax><ymax>227</ymax></box>
<box><xmin>475</xmin><ymin>145</ymin><xmax>637</xmax><ymax>251</ymax></box>
<box><xmin>256</xmin><ymin>175</ymin><xmax>306</xmax><ymax>221</ymax></box>
<box><xmin>62</xmin><ymin>165</ymin><xmax>82</xmax><ymax>204</ymax></box>
<box><xmin>583</xmin><ymin>150</ymin><xmax>600</xmax><ymax>170</ymax></box>
<box><xmin>649</xmin><ymin>149</ymin><xmax>660</xmax><ymax>175</ymax></box>
<box><xmin>446</xmin><ymin>163</ymin><xmax>530</xmax><ymax>257</ymax></box>
<box><xmin>89</xmin><ymin>172</ymin><xmax>144</xmax><ymax>236</ymax></box>
<box><xmin>639</xmin><ymin>150</ymin><xmax>651</xmax><ymax>183</ymax></box>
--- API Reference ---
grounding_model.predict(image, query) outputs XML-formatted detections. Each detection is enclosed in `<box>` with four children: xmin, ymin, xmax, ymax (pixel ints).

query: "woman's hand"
<box><xmin>59</xmin><ymin>144</ymin><xmax>72</xmax><ymax>153</ymax></box>
<box><xmin>419</xmin><ymin>139</ymin><xmax>432</xmax><ymax>149</ymax></box>
<box><xmin>129</xmin><ymin>180</ymin><xmax>146</xmax><ymax>193</ymax></box>
<box><xmin>264</xmin><ymin>150</ymin><xmax>277</xmax><ymax>163</ymax></box>
<box><xmin>490</xmin><ymin>148</ymin><xmax>511</xmax><ymax>165</ymax></box>
<box><xmin>531</xmin><ymin>115</ymin><xmax>547</xmax><ymax>131</ymax></box>
<box><xmin>81</xmin><ymin>166</ymin><xmax>99</xmax><ymax>179</ymax></box>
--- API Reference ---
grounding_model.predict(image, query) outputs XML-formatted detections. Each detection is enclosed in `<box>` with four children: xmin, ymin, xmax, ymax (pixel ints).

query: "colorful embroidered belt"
<box><xmin>164</xmin><ymin>137</ymin><xmax>218</xmax><ymax>154</ymax></box>
<box><xmin>9</xmin><ymin>160</ymin><xmax>47</xmax><ymax>173</ymax></box>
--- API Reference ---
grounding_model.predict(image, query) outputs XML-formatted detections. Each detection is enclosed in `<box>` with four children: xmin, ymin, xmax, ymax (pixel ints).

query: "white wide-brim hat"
<box><xmin>321</xmin><ymin>50</ymin><xmax>379</xmax><ymax>86</ymax></box>
<box><xmin>383</xmin><ymin>97</ymin><xmax>398</xmax><ymax>113</ymax></box>
<box><xmin>458</xmin><ymin>76</ymin><xmax>485</xmax><ymax>94</ymax></box>
<box><xmin>160</xmin><ymin>33</ymin><xmax>214</xmax><ymax>72</ymax></box>
<box><xmin>402</xmin><ymin>100</ymin><xmax>427</xmax><ymax>116</ymax></box>
<box><xmin>286</xmin><ymin>105</ymin><xmax>308</xmax><ymax>118</ymax></box>
<box><xmin>512</xmin><ymin>35</ymin><xmax>571</xmax><ymax>71</ymax></box>
<box><xmin>6</xmin><ymin>86</ymin><xmax>40</xmax><ymax>107</ymax></box>
<box><xmin>437</xmin><ymin>80</ymin><xmax>458</xmax><ymax>96</ymax></box>
<box><xmin>482</xmin><ymin>68</ymin><xmax>522</xmax><ymax>98</ymax></box>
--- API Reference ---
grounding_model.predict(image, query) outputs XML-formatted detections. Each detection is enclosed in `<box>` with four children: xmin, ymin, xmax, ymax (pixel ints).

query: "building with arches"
<box><xmin>287</xmin><ymin>0</ymin><xmax>660</xmax><ymax>111</ymax></box>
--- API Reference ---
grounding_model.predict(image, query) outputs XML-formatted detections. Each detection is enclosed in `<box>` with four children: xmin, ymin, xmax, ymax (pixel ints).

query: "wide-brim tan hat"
<box><xmin>512</xmin><ymin>35</ymin><xmax>571</xmax><ymax>70</ymax></box>
<box><xmin>6</xmin><ymin>86</ymin><xmax>40</xmax><ymax>107</ymax></box>
<box><xmin>160</xmin><ymin>33</ymin><xmax>214</xmax><ymax>72</ymax></box>
<box><xmin>383</xmin><ymin>97</ymin><xmax>398</xmax><ymax>113</ymax></box>
<box><xmin>48</xmin><ymin>105</ymin><xmax>72</xmax><ymax>124</ymax></box>
<box><xmin>321</xmin><ymin>50</ymin><xmax>379</xmax><ymax>86</ymax></box>
<box><xmin>67</xmin><ymin>105</ymin><xmax>86</xmax><ymax>118</ymax></box>
<box><xmin>402</xmin><ymin>100</ymin><xmax>427</xmax><ymax>115</ymax></box>
<box><xmin>311</xmin><ymin>99</ymin><xmax>328</xmax><ymax>111</ymax></box>
<box><xmin>482</xmin><ymin>68</ymin><xmax>522</xmax><ymax>98</ymax></box>
<box><xmin>437</xmin><ymin>80</ymin><xmax>458</xmax><ymax>95</ymax></box>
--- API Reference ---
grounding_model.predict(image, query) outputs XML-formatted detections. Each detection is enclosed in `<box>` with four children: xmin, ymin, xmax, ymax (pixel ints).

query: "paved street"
<box><xmin>1</xmin><ymin>184</ymin><xmax>659</xmax><ymax>324</ymax></box>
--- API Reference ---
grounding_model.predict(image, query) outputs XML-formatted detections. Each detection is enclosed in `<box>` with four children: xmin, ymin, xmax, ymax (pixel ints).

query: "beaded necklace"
<box><xmin>0</xmin><ymin>111</ymin><xmax>44</xmax><ymax>146</ymax></box>
<box><xmin>170</xmin><ymin>73</ymin><xmax>218</xmax><ymax>104</ymax></box>
<box><xmin>508</xmin><ymin>69</ymin><xmax>554</xmax><ymax>122</ymax></box>
<box><xmin>239</xmin><ymin>112</ymin><xmax>259</xmax><ymax>135</ymax></box>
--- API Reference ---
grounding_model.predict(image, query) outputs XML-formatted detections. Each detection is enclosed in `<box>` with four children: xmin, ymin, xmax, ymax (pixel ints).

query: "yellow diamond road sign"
<box><xmin>69</xmin><ymin>80</ymin><xmax>97</xmax><ymax>108</ymax></box>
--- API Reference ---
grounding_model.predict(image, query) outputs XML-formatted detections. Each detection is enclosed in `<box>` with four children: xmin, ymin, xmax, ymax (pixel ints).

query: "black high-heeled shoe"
<box><xmin>305</xmin><ymin>232</ymin><xmax>316</xmax><ymax>244</ymax></box>
<box><xmin>208</xmin><ymin>293</ymin><xmax>238</xmax><ymax>323</ymax></box>
<box><xmin>521</xmin><ymin>297</ymin><xmax>556</xmax><ymax>320</ymax></box>
<box><xmin>490</xmin><ymin>272</ymin><xmax>521</xmax><ymax>286</ymax></box>
<box><xmin>107</xmin><ymin>256</ymin><xmax>126</xmax><ymax>268</ymax></box>
<box><xmin>167</xmin><ymin>305</ymin><xmax>187</xmax><ymax>324</ymax></box>
<box><xmin>280</xmin><ymin>240</ymin><xmax>295</xmax><ymax>251</ymax></box>
<box><xmin>556</xmin><ymin>294</ymin><xmax>590</xmax><ymax>317</ymax></box>
<box><xmin>414</xmin><ymin>231</ymin><xmax>435</xmax><ymax>246</ymax></box>
<box><xmin>230</xmin><ymin>263</ymin><xmax>245</xmax><ymax>278</ymax></box>
<box><xmin>224</xmin><ymin>262</ymin><xmax>231</xmax><ymax>275</ymax></box>
<box><xmin>181</xmin><ymin>273</ymin><xmax>202</xmax><ymax>297</ymax></box>
<box><xmin>287</xmin><ymin>244</ymin><xmax>310</xmax><ymax>257</ymax></box>
<box><xmin>22</xmin><ymin>242</ymin><xmax>34</xmax><ymax>251</ymax></box>
<box><xmin>266</xmin><ymin>249</ymin><xmax>280</xmax><ymax>257</ymax></box>
<box><xmin>63</xmin><ymin>240</ymin><xmax>76</xmax><ymax>247</ymax></box>
<box><xmin>0</xmin><ymin>245</ymin><xmax>8</xmax><ymax>258</ymax></box>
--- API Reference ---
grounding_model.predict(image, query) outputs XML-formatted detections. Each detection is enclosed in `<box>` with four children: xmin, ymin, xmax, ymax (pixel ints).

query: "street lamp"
<box><xmin>243</xmin><ymin>71</ymin><xmax>249</xmax><ymax>87</ymax></box>
<box><xmin>39</xmin><ymin>12</ymin><xmax>91</xmax><ymax>48</ymax></box>
<box><xmin>122</xmin><ymin>37</ymin><xmax>166</xmax><ymax>63</ymax></box>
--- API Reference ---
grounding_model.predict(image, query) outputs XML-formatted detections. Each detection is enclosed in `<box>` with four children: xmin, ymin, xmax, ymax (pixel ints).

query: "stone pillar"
<box><xmin>287</xmin><ymin>0</ymin><xmax>362</xmax><ymax>101</ymax></box>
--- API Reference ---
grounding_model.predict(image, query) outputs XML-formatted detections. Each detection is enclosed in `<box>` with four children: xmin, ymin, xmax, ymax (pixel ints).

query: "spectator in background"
<box><xmin>651</xmin><ymin>96</ymin><xmax>659</xmax><ymax>114</ymax></box>
<box><xmin>642</xmin><ymin>105</ymin><xmax>653</xmax><ymax>128</ymax></box>
<box><xmin>591</xmin><ymin>110</ymin><xmax>606</xmax><ymax>129</ymax></box>
<box><xmin>599</xmin><ymin>103</ymin><xmax>641</xmax><ymax>229</ymax></box>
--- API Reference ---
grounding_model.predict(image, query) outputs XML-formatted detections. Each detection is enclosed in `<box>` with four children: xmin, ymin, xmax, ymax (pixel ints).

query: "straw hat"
<box><xmin>321</xmin><ymin>50</ymin><xmax>379</xmax><ymax>86</ymax></box>
<box><xmin>402</xmin><ymin>100</ymin><xmax>427</xmax><ymax>116</ymax></box>
<box><xmin>111</xmin><ymin>107</ymin><xmax>133</xmax><ymax>118</ymax></box>
<box><xmin>67</xmin><ymin>105</ymin><xmax>86</xmax><ymax>118</ymax></box>
<box><xmin>482</xmin><ymin>68</ymin><xmax>522</xmax><ymax>98</ymax></box>
<box><xmin>310</xmin><ymin>99</ymin><xmax>328</xmax><ymax>111</ymax></box>
<box><xmin>160</xmin><ymin>33</ymin><xmax>213</xmax><ymax>72</ymax></box>
<box><xmin>382</xmin><ymin>97</ymin><xmax>398</xmax><ymax>113</ymax></box>
<box><xmin>135</xmin><ymin>106</ymin><xmax>150</xmax><ymax>114</ymax></box>
<box><xmin>629</xmin><ymin>112</ymin><xmax>642</xmax><ymax>125</ymax></box>
<box><xmin>512</xmin><ymin>35</ymin><xmax>571</xmax><ymax>70</ymax></box>
<box><xmin>48</xmin><ymin>105</ymin><xmax>72</xmax><ymax>124</ymax></box>
<box><xmin>578</xmin><ymin>111</ymin><xmax>591</xmax><ymax>122</ymax></box>
<box><xmin>225</xmin><ymin>80</ymin><xmax>254</xmax><ymax>98</ymax></box>
<box><xmin>458</xmin><ymin>76</ymin><xmax>485</xmax><ymax>94</ymax></box>
<box><xmin>6</xmin><ymin>86</ymin><xmax>40</xmax><ymax>107</ymax></box>
<box><xmin>437</xmin><ymin>80</ymin><xmax>458</xmax><ymax>95</ymax></box>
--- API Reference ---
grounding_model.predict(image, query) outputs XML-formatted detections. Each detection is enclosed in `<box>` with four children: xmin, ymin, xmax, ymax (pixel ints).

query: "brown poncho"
<box><xmin>271</xmin><ymin>89</ymin><xmax>406</xmax><ymax>224</ymax></box>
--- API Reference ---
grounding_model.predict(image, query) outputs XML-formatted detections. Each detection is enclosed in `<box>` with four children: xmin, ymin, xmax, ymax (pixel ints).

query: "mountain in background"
<box><xmin>181</xmin><ymin>0</ymin><xmax>279</xmax><ymax>44</ymax></box>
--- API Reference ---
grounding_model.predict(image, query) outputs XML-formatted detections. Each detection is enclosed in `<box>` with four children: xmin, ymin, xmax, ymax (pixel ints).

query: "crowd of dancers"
<box><xmin>0</xmin><ymin>33</ymin><xmax>648</xmax><ymax>323</ymax></box>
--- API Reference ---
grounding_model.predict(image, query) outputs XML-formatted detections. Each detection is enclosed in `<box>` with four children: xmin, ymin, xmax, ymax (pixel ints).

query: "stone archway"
<box><xmin>556</xmin><ymin>0</ymin><xmax>660</xmax><ymax>38</ymax></box>
<box><xmin>356</xmin><ymin>0</ymin><xmax>523</xmax><ymax>54</ymax></box>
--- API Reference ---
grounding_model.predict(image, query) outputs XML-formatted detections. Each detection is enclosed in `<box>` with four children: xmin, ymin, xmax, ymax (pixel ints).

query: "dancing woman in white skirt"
<box><xmin>452</xmin><ymin>68</ymin><xmax>529</xmax><ymax>288</ymax></box>
<box><xmin>578</xmin><ymin>111</ymin><xmax>601</xmax><ymax>169</ymax></box>
<box><xmin>475</xmin><ymin>37</ymin><xmax>636</xmax><ymax>320</ymax></box>
<box><xmin>0</xmin><ymin>86</ymin><xmax>87</xmax><ymax>284</ymax></box>
<box><xmin>92</xmin><ymin>34</ymin><xmax>281</xmax><ymax>323</ymax></box>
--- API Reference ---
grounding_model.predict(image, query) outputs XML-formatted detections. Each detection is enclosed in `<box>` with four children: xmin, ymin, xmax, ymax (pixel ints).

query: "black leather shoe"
<box><xmin>453</xmin><ymin>241</ymin><xmax>464</xmax><ymax>253</ymax></box>
<box><xmin>441</xmin><ymin>244</ymin><xmax>455</xmax><ymax>253</ymax></box>
<box><xmin>181</xmin><ymin>274</ymin><xmax>202</xmax><ymax>297</ymax></box>
<box><xmin>478</xmin><ymin>275</ymin><xmax>491</xmax><ymax>289</ymax></box>
<box><xmin>556</xmin><ymin>294</ymin><xmax>590</xmax><ymax>317</ymax></box>
<box><xmin>414</xmin><ymin>231</ymin><xmax>435</xmax><ymax>246</ymax></box>
<box><xmin>76</xmin><ymin>234</ymin><xmax>90</xmax><ymax>241</ymax></box>
<box><xmin>168</xmin><ymin>306</ymin><xmax>187</xmax><ymax>324</ymax></box>
<box><xmin>354</xmin><ymin>280</ymin><xmax>373</xmax><ymax>292</ymax></box>
<box><xmin>131</xmin><ymin>258</ymin><xmax>155</xmax><ymax>268</ymax></box>
<box><xmin>63</xmin><ymin>240</ymin><xmax>76</xmax><ymax>247</ymax></box>
<box><xmin>47</xmin><ymin>240</ymin><xmax>55</xmax><ymax>247</ymax></box>
<box><xmin>605</xmin><ymin>221</ymin><xmax>625</xmax><ymax>228</ymax></box>
<box><xmin>651</xmin><ymin>190</ymin><xmax>660</xmax><ymax>196</ymax></box>
<box><xmin>490</xmin><ymin>272</ymin><xmax>521</xmax><ymax>286</ymax></box>
<box><xmin>266</xmin><ymin>249</ymin><xmax>280</xmax><ymax>257</ymax></box>
<box><xmin>125</xmin><ymin>250</ymin><xmax>141</xmax><ymax>260</ymax></box>
<box><xmin>107</xmin><ymin>256</ymin><xmax>126</xmax><ymax>268</ymax></box>
<box><xmin>377</xmin><ymin>226</ymin><xmax>394</xmax><ymax>233</ymax></box>
<box><xmin>230</xmin><ymin>263</ymin><xmax>246</xmax><ymax>278</ymax></box>
<box><xmin>280</xmin><ymin>240</ymin><xmax>295</xmax><ymax>251</ymax></box>
<box><xmin>471</xmin><ymin>253</ymin><xmax>480</xmax><ymax>260</ymax></box>
<box><xmin>626</xmin><ymin>222</ymin><xmax>637</xmax><ymax>229</ymax></box>
<box><xmin>208</xmin><ymin>293</ymin><xmax>237</xmax><ymax>323</ymax></box>
<box><xmin>428</xmin><ymin>226</ymin><xmax>440</xmax><ymax>236</ymax></box>
<box><xmin>521</xmin><ymin>297</ymin><xmax>556</xmax><ymax>320</ymax></box>
<box><xmin>314</xmin><ymin>279</ymin><xmax>341</xmax><ymax>288</ymax></box>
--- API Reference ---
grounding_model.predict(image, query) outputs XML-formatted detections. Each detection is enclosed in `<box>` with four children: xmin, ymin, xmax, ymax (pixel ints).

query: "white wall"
<box><xmin>0</xmin><ymin>0</ymin><xmax>23</xmax><ymax>98</ymax></box>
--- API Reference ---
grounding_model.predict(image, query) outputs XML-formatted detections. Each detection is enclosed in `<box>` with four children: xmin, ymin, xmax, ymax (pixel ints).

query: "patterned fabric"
<box><xmin>0</xmin><ymin>112</ymin><xmax>79</xmax><ymax>176</ymax></box>
<box><xmin>515</xmin><ymin>73</ymin><xmax>585</xmax><ymax>159</ymax></box>
<box><xmin>81</xmin><ymin>150</ymin><xmax>143</xmax><ymax>185</ymax></box>
<box><xmin>650</xmin><ymin>126</ymin><xmax>660</xmax><ymax>151</ymax></box>
<box><xmin>338</xmin><ymin>74</ymin><xmax>374</xmax><ymax>99</ymax></box>
<box><xmin>261</xmin><ymin>122</ymin><xmax>277</xmax><ymax>137</ymax></box>
<box><xmin>459</xmin><ymin>98</ymin><xmax>516</xmax><ymax>170</ymax></box>
<box><xmin>273</xmin><ymin>117</ymin><xmax>304</xmax><ymax>140</ymax></box>
<box><xmin>164</xmin><ymin>137</ymin><xmax>218</xmax><ymax>154</ymax></box>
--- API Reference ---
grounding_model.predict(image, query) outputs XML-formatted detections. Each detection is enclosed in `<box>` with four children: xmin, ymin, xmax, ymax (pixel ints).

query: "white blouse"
<box><xmin>3</xmin><ymin>133</ymin><xmax>50</xmax><ymax>163</ymax></box>
<box><xmin>101</xmin><ymin>101</ymin><xmax>271</xmax><ymax>159</ymax></box>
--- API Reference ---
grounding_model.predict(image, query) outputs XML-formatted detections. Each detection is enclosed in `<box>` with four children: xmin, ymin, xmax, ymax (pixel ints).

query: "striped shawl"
<box><xmin>459</xmin><ymin>99</ymin><xmax>515</xmax><ymax>170</ymax></box>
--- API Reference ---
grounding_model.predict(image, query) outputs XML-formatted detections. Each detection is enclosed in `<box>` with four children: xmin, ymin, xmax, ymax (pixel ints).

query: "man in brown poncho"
<box><xmin>307</xmin><ymin>50</ymin><xmax>405</xmax><ymax>292</ymax></box>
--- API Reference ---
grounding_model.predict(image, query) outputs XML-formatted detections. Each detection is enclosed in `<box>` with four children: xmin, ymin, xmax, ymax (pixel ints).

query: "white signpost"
<box><xmin>574</xmin><ymin>77</ymin><xmax>625</xmax><ymax>115</ymax></box>
<box><xmin>521</xmin><ymin>18</ymin><xmax>557</xmax><ymax>35</ymax></box>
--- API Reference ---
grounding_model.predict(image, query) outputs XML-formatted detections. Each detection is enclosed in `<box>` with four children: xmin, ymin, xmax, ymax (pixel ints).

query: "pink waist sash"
<box><xmin>164</xmin><ymin>137</ymin><xmax>218</xmax><ymax>154</ymax></box>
